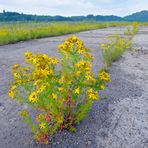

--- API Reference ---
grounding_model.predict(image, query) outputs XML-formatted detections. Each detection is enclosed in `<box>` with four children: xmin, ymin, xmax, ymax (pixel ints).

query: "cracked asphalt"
<box><xmin>0</xmin><ymin>26</ymin><xmax>147</xmax><ymax>148</ymax></box>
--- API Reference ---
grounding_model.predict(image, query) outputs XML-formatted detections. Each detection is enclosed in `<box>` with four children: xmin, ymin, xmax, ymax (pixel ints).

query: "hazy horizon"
<box><xmin>0</xmin><ymin>0</ymin><xmax>148</xmax><ymax>17</ymax></box>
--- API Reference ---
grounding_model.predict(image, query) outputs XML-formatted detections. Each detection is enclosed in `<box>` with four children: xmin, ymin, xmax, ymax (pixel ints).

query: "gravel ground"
<box><xmin>0</xmin><ymin>26</ymin><xmax>148</xmax><ymax>148</ymax></box>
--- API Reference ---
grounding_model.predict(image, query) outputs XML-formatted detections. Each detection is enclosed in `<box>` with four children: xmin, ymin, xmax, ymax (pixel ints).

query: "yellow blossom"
<box><xmin>20</xmin><ymin>109</ymin><xmax>29</xmax><ymax>118</ymax></box>
<box><xmin>52</xmin><ymin>93</ymin><xmax>57</xmax><ymax>100</ymax></box>
<box><xmin>41</xmin><ymin>69</ymin><xmax>53</xmax><ymax>77</ymax></box>
<box><xmin>85</xmin><ymin>74</ymin><xmax>92</xmax><ymax>80</ymax></box>
<box><xmin>74</xmin><ymin>87</ymin><xmax>80</xmax><ymax>95</ymax></box>
<box><xmin>13</xmin><ymin>72</ymin><xmax>20</xmax><ymax>79</ymax></box>
<box><xmin>25</xmin><ymin>51</ymin><xmax>33</xmax><ymax>59</ymax></box>
<box><xmin>59</xmin><ymin>76</ymin><xmax>64</xmax><ymax>84</ymax></box>
<box><xmin>87</xmin><ymin>88</ymin><xmax>93</xmax><ymax>93</ymax></box>
<box><xmin>51</xmin><ymin>58</ymin><xmax>59</xmax><ymax>64</ymax></box>
<box><xmin>57</xmin><ymin>116</ymin><xmax>64</xmax><ymax>124</ymax></box>
<box><xmin>76</xmin><ymin>71</ymin><xmax>81</xmax><ymax>76</ymax></box>
<box><xmin>101</xmin><ymin>84</ymin><xmax>106</xmax><ymax>90</ymax></box>
<box><xmin>43</xmin><ymin>54</ymin><xmax>48</xmax><ymax>59</ymax></box>
<box><xmin>40</xmin><ymin>122</ymin><xmax>46</xmax><ymax>129</ymax></box>
<box><xmin>36</xmin><ymin>114</ymin><xmax>44</xmax><ymax>122</ymax></box>
<box><xmin>67</xmin><ymin>79</ymin><xmax>72</xmax><ymax>85</ymax></box>
<box><xmin>34</xmin><ymin>80</ymin><xmax>42</xmax><ymax>87</ymax></box>
<box><xmin>8</xmin><ymin>90</ymin><xmax>15</xmax><ymax>98</ymax></box>
<box><xmin>101</xmin><ymin>44</ymin><xmax>105</xmax><ymax>48</ymax></box>
<box><xmin>37</xmin><ymin>85</ymin><xmax>46</xmax><ymax>94</ymax></box>
<box><xmin>11</xmin><ymin>85</ymin><xmax>17</xmax><ymax>90</ymax></box>
<box><xmin>12</xmin><ymin>64</ymin><xmax>20</xmax><ymax>69</ymax></box>
<box><xmin>76</xmin><ymin>60</ymin><xmax>85</xmax><ymax>68</ymax></box>
<box><xmin>45</xmin><ymin>140</ymin><xmax>49</xmax><ymax>145</ymax></box>
<box><xmin>84</xmin><ymin>53</ymin><xmax>94</xmax><ymax>60</ymax></box>
<box><xmin>77</xmin><ymin>49</ymin><xmax>84</xmax><ymax>54</ymax></box>
<box><xmin>88</xmin><ymin>91</ymin><xmax>98</xmax><ymax>100</ymax></box>
<box><xmin>99</xmin><ymin>71</ymin><xmax>111</xmax><ymax>82</ymax></box>
<box><xmin>71</xmin><ymin>36</ymin><xmax>78</xmax><ymax>41</ymax></box>
<box><xmin>58</xmin><ymin>87</ymin><xmax>64</xmax><ymax>92</ymax></box>
<box><xmin>29</xmin><ymin>92</ymin><xmax>38</xmax><ymax>103</ymax></box>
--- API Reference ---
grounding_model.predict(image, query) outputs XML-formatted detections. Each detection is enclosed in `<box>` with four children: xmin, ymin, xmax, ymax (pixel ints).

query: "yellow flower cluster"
<box><xmin>74</xmin><ymin>87</ymin><xmax>80</xmax><ymax>95</ymax></box>
<box><xmin>8</xmin><ymin>85</ymin><xmax>17</xmax><ymax>98</ymax></box>
<box><xmin>52</xmin><ymin>93</ymin><xmax>58</xmax><ymax>100</ymax></box>
<box><xmin>40</xmin><ymin>122</ymin><xmax>47</xmax><ymax>129</ymax></box>
<box><xmin>20</xmin><ymin>109</ymin><xmax>29</xmax><ymax>118</ymax></box>
<box><xmin>99</xmin><ymin>71</ymin><xmax>111</xmax><ymax>82</ymax></box>
<box><xmin>101</xmin><ymin>34</ymin><xmax>132</xmax><ymax>66</ymax></box>
<box><xmin>76</xmin><ymin>60</ymin><xmax>92</xmax><ymax>72</ymax></box>
<box><xmin>29</xmin><ymin>92</ymin><xmax>38</xmax><ymax>103</ymax></box>
<box><xmin>58</xmin><ymin>36</ymin><xmax>89</xmax><ymax>57</ymax></box>
<box><xmin>57</xmin><ymin>116</ymin><xmax>64</xmax><ymax>124</ymax></box>
<box><xmin>36</xmin><ymin>114</ymin><xmax>44</xmax><ymax>122</ymax></box>
<box><xmin>25</xmin><ymin>52</ymin><xmax>58</xmax><ymax>79</ymax></box>
<box><xmin>8</xmin><ymin>35</ymin><xmax>111</xmax><ymax>144</ymax></box>
<box><xmin>13</xmin><ymin>64</ymin><xmax>20</xmax><ymax>69</ymax></box>
<box><xmin>87</xmin><ymin>88</ymin><xmax>99</xmax><ymax>100</ymax></box>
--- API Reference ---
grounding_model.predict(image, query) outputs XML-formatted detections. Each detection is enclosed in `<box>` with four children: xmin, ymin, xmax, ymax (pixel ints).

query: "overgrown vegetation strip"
<box><xmin>0</xmin><ymin>22</ymin><xmax>131</xmax><ymax>45</ymax></box>
<box><xmin>101</xmin><ymin>23</ymin><xmax>139</xmax><ymax>67</ymax></box>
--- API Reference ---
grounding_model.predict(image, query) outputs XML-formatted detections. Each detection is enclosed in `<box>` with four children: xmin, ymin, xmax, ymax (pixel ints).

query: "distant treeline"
<box><xmin>0</xmin><ymin>10</ymin><xmax>148</xmax><ymax>22</ymax></box>
<box><xmin>0</xmin><ymin>11</ymin><xmax>123</xmax><ymax>22</ymax></box>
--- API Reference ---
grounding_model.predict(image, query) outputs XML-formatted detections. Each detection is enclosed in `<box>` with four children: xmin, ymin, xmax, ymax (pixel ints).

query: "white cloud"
<box><xmin>0</xmin><ymin>0</ymin><xmax>99</xmax><ymax>16</ymax></box>
<box><xmin>0</xmin><ymin>0</ymin><xmax>147</xmax><ymax>16</ymax></box>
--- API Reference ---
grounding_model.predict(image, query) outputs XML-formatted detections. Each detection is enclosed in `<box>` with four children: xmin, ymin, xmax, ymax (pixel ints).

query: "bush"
<box><xmin>8</xmin><ymin>36</ymin><xmax>110</xmax><ymax>144</ymax></box>
<box><xmin>124</xmin><ymin>22</ymin><xmax>139</xmax><ymax>36</ymax></box>
<box><xmin>132</xmin><ymin>22</ymin><xmax>139</xmax><ymax>35</ymax></box>
<box><xmin>101</xmin><ymin>34</ymin><xmax>132</xmax><ymax>67</ymax></box>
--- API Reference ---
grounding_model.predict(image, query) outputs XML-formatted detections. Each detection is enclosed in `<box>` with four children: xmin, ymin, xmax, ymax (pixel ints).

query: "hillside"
<box><xmin>124</xmin><ymin>10</ymin><xmax>148</xmax><ymax>21</ymax></box>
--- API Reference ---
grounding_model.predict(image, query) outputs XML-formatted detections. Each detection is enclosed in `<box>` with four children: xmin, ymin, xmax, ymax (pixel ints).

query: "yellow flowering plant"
<box><xmin>124</xmin><ymin>22</ymin><xmax>139</xmax><ymax>36</ymax></box>
<box><xmin>101</xmin><ymin>34</ymin><xmax>132</xmax><ymax>67</ymax></box>
<box><xmin>8</xmin><ymin>36</ymin><xmax>110</xmax><ymax>144</ymax></box>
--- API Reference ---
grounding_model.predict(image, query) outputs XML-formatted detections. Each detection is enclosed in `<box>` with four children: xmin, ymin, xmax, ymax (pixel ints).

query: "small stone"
<box><xmin>0</xmin><ymin>103</ymin><xmax>5</xmax><ymax>111</ymax></box>
<box><xmin>86</xmin><ymin>140</ymin><xmax>91</xmax><ymax>145</ymax></box>
<box><xmin>9</xmin><ymin>118</ymin><xmax>17</xmax><ymax>124</ymax></box>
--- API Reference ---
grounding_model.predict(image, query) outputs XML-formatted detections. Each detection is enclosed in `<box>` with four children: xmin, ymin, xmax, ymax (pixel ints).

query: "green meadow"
<box><xmin>0</xmin><ymin>21</ymin><xmax>130</xmax><ymax>45</ymax></box>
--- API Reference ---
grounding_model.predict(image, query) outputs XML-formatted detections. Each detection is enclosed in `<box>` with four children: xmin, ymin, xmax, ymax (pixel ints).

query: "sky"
<box><xmin>0</xmin><ymin>0</ymin><xmax>148</xmax><ymax>17</ymax></box>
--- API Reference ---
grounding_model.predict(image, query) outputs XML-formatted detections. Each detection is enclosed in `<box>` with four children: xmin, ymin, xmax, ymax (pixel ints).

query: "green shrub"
<box><xmin>101</xmin><ymin>34</ymin><xmax>132</xmax><ymax>67</ymax></box>
<box><xmin>8</xmin><ymin>36</ymin><xmax>110</xmax><ymax>144</ymax></box>
<box><xmin>124</xmin><ymin>22</ymin><xmax>139</xmax><ymax>36</ymax></box>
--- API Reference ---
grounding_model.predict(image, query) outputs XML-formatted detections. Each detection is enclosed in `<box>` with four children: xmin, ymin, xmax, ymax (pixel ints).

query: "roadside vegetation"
<box><xmin>101</xmin><ymin>23</ymin><xmax>139</xmax><ymax>67</ymax></box>
<box><xmin>8</xmin><ymin>22</ymin><xmax>139</xmax><ymax>145</ymax></box>
<box><xmin>124</xmin><ymin>22</ymin><xmax>139</xmax><ymax>35</ymax></box>
<box><xmin>0</xmin><ymin>21</ymin><xmax>130</xmax><ymax>45</ymax></box>
<box><xmin>101</xmin><ymin>35</ymin><xmax>132</xmax><ymax>67</ymax></box>
<box><xmin>8</xmin><ymin>36</ymin><xmax>110</xmax><ymax>144</ymax></box>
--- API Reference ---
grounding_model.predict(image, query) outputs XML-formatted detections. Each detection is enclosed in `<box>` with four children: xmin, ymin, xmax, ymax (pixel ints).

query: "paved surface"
<box><xmin>96</xmin><ymin>27</ymin><xmax>148</xmax><ymax>148</ymax></box>
<box><xmin>0</xmin><ymin>26</ymin><xmax>148</xmax><ymax>148</ymax></box>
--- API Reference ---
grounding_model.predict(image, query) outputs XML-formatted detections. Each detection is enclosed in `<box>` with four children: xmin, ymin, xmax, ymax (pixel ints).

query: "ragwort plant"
<box><xmin>124</xmin><ymin>22</ymin><xmax>139</xmax><ymax>36</ymax></box>
<box><xmin>101</xmin><ymin>34</ymin><xmax>132</xmax><ymax>67</ymax></box>
<box><xmin>8</xmin><ymin>36</ymin><xmax>110</xmax><ymax>144</ymax></box>
<box><xmin>132</xmin><ymin>22</ymin><xmax>139</xmax><ymax>35</ymax></box>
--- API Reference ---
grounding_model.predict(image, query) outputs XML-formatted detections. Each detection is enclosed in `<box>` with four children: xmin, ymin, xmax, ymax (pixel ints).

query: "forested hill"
<box><xmin>0</xmin><ymin>11</ymin><xmax>123</xmax><ymax>21</ymax></box>
<box><xmin>0</xmin><ymin>10</ymin><xmax>148</xmax><ymax>22</ymax></box>
<box><xmin>124</xmin><ymin>10</ymin><xmax>148</xmax><ymax>21</ymax></box>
